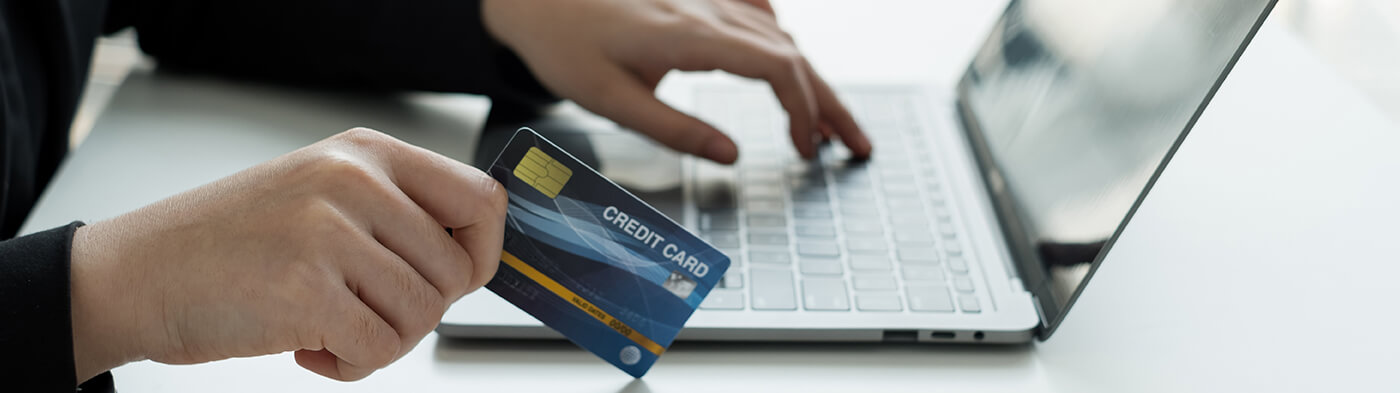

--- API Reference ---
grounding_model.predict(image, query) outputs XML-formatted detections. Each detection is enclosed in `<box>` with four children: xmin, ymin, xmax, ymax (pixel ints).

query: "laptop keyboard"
<box><xmin>689</xmin><ymin>86</ymin><xmax>986</xmax><ymax>314</ymax></box>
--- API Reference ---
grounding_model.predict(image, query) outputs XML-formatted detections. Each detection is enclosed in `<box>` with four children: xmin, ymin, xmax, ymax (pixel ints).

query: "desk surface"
<box><xmin>24</xmin><ymin>2</ymin><xmax>1400</xmax><ymax>392</ymax></box>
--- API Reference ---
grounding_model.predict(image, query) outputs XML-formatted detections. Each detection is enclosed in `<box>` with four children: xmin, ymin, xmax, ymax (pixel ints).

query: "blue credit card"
<box><xmin>485</xmin><ymin>127</ymin><xmax>731</xmax><ymax>378</ymax></box>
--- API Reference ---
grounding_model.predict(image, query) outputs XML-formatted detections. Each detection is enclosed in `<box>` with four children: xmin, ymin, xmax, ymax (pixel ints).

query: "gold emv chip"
<box><xmin>514</xmin><ymin>147</ymin><xmax>572</xmax><ymax>199</ymax></box>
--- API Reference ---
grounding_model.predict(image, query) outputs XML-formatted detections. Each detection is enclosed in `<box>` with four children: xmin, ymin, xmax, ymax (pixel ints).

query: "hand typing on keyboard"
<box><xmin>693</xmin><ymin>90</ymin><xmax>985</xmax><ymax>315</ymax></box>
<box><xmin>482</xmin><ymin>0</ymin><xmax>873</xmax><ymax>164</ymax></box>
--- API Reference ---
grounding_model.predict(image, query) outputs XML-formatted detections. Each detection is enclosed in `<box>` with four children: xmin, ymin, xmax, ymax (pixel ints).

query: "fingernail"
<box><xmin>703</xmin><ymin>137</ymin><xmax>738</xmax><ymax>164</ymax></box>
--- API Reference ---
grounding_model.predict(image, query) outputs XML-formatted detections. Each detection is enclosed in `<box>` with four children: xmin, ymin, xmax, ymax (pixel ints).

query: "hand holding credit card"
<box><xmin>485</xmin><ymin>127</ymin><xmax>731</xmax><ymax>377</ymax></box>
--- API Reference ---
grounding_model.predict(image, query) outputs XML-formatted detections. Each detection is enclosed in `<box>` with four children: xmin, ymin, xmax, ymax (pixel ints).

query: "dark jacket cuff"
<box><xmin>0</xmin><ymin>222</ymin><xmax>91</xmax><ymax>391</ymax></box>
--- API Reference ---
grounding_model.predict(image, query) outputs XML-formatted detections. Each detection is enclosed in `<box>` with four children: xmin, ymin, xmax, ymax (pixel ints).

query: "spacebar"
<box><xmin>750</xmin><ymin>269</ymin><xmax>797</xmax><ymax>310</ymax></box>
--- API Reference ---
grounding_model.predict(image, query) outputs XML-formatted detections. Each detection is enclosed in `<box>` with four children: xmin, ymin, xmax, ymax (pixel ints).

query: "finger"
<box><xmin>333</xmin><ymin>129</ymin><xmax>507</xmax><ymax>295</ymax></box>
<box><xmin>564</xmin><ymin>61</ymin><xmax>740</xmax><ymax>164</ymax></box>
<box><xmin>453</xmin><ymin>179</ymin><xmax>507</xmax><ymax>293</ymax></box>
<box><xmin>667</xmin><ymin>31</ymin><xmax>821</xmax><ymax>158</ymax></box>
<box><xmin>360</xmin><ymin>176</ymin><xmax>475</xmax><ymax>299</ymax></box>
<box><xmin>344</xmin><ymin>238</ymin><xmax>445</xmax><ymax>360</ymax></box>
<box><xmin>733</xmin><ymin>0</ymin><xmax>775</xmax><ymax>15</ymax></box>
<box><xmin>804</xmin><ymin>62</ymin><xmax>872</xmax><ymax>158</ymax></box>
<box><xmin>340</xmin><ymin>129</ymin><xmax>504</xmax><ymax>231</ymax></box>
<box><xmin>719</xmin><ymin>0</ymin><xmax>787</xmax><ymax>43</ymax></box>
<box><xmin>296</xmin><ymin>290</ymin><xmax>399</xmax><ymax>381</ymax></box>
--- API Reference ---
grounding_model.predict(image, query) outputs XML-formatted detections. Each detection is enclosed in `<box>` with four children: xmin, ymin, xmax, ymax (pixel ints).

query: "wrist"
<box><xmin>481</xmin><ymin>0</ymin><xmax>524</xmax><ymax>52</ymax></box>
<box><xmin>69</xmin><ymin>221</ymin><xmax>153</xmax><ymax>382</ymax></box>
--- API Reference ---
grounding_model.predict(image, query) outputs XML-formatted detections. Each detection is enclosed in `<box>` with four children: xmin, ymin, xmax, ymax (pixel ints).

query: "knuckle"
<box><xmin>778</xmin><ymin>30</ymin><xmax>795</xmax><ymax>43</ymax></box>
<box><xmin>355</xmin><ymin>316</ymin><xmax>399</xmax><ymax>369</ymax></box>
<box><xmin>485</xmin><ymin>178</ymin><xmax>508</xmax><ymax>217</ymax></box>
<box><xmin>296</xmin><ymin>198</ymin><xmax>358</xmax><ymax>243</ymax></box>
<box><xmin>310</xmin><ymin>154</ymin><xmax>391</xmax><ymax>197</ymax></box>
<box><xmin>410</xmin><ymin>295</ymin><xmax>447</xmax><ymax>334</ymax></box>
<box><xmin>760</xmin><ymin>48</ymin><xmax>802</xmax><ymax>74</ymax></box>
<box><xmin>396</xmin><ymin>270</ymin><xmax>447</xmax><ymax>332</ymax></box>
<box><xmin>338</xmin><ymin>127</ymin><xmax>388</xmax><ymax>145</ymax></box>
<box><xmin>666</xmin><ymin>10</ymin><xmax>711</xmax><ymax>31</ymax></box>
<box><xmin>467</xmin><ymin>256</ymin><xmax>500</xmax><ymax>295</ymax></box>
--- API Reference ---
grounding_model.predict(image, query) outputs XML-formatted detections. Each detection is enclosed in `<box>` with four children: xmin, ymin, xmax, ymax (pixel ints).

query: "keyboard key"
<box><xmin>748</xmin><ymin>233</ymin><xmax>789</xmax><ymax>246</ymax></box>
<box><xmin>744</xmin><ymin>184</ymin><xmax>783</xmax><ymax>198</ymax></box>
<box><xmin>881</xmin><ymin>169</ymin><xmax>914</xmax><ymax>180</ymax></box>
<box><xmin>728</xmin><ymin>271</ymin><xmax>750</xmax><ymax>289</ymax></box>
<box><xmin>749</xmin><ymin>250</ymin><xmax>792</xmax><ymax>265</ymax></box>
<box><xmin>793</xmin><ymin>206</ymin><xmax>833</xmax><ymax>219</ymax></box>
<box><xmin>751</xmin><ymin>270</ymin><xmax>797</xmax><ymax>310</ymax></box>
<box><xmin>704</xmin><ymin>232</ymin><xmax>740</xmax><ymax>248</ymax></box>
<box><xmin>944</xmin><ymin>242</ymin><xmax>963</xmax><ymax>256</ymax></box>
<box><xmin>885</xmin><ymin>202</ymin><xmax>925</xmax><ymax>215</ymax></box>
<box><xmin>849</xmin><ymin>255</ymin><xmax>893</xmax><ymax>271</ymax></box>
<box><xmin>702</xmin><ymin>210</ymin><xmax>739</xmax><ymax>230</ymax></box>
<box><xmin>953</xmin><ymin>277</ymin><xmax>974</xmax><ymax>293</ymax></box>
<box><xmin>838</xmin><ymin>202</ymin><xmax>878</xmax><ymax>216</ymax></box>
<box><xmin>919</xmin><ymin>167</ymin><xmax>941</xmax><ymax>181</ymax></box>
<box><xmin>889</xmin><ymin>214</ymin><xmax>926</xmax><ymax>227</ymax></box>
<box><xmin>745</xmin><ymin>197</ymin><xmax>785</xmax><ymax>213</ymax></box>
<box><xmin>799</xmin><ymin>258</ymin><xmax>844</xmax><ymax>276</ymax></box>
<box><xmin>742</xmin><ymin>168</ymin><xmax>782</xmax><ymax>182</ymax></box>
<box><xmin>853</xmin><ymin>275</ymin><xmax>898</xmax><ymax>291</ymax></box>
<box><xmin>893</xmin><ymin>230</ymin><xmax>935</xmax><ymax>244</ymax></box>
<box><xmin>747</xmin><ymin>214</ymin><xmax>787</xmax><ymax>228</ymax></box>
<box><xmin>793</xmin><ymin>190</ymin><xmax>830</xmax><ymax>203</ymax></box>
<box><xmin>795</xmin><ymin>224</ymin><xmax>837</xmax><ymax>238</ymax></box>
<box><xmin>856</xmin><ymin>295</ymin><xmax>904</xmax><ymax>311</ymax></box>
<box><xmin>834</xmin><ymin>175</ymin><xmax>871</xmax><ymax>187</ymax></box>
<box><xmin>959</xmin><ymin>296</ymin><xmax>981</xmax><ymax>313</ymax></box>
<box><xmin>948</xmin><ymin>257</ymin><xmax>969</xmax><ymax>274</ymax></box>
<box><xmin>884</xmin><ymin>188</ymin><xmax>919</xmax><ymax>197</ymax></box>
<box><xmin>843</xmin><ymin>220</ymin><xmax>884</xmax><ymax>234</ymax></box>
<box><xmin>896</xmin><ymin>247</ymin><xmax>940</xmax><ymax>264</ymax></box>
<box><xmin>797</xmin><ymin>242</ymin><xmax>841</xmax><ymax>257</ymax></box>
<box><xmin>885</xmin><ymin>197</ymin><xmax>923</xmax><ymax>209</ymax></box>
<box><xmin>883</xmin><ymin>183</ymin><xmax>919</xmax><ymax>196</ymax></box>
<box><xmin>788</xmin><ymin>176</ymin><xmax>827</xmax><ymax>190</ymax></box>
<box><xmin>718</xmin><ymin>246</ymin><xmax>742</xmax><ymax>262</ymax></box>
<box><xmin>802</xmin><ymin>278</ymin><xmax>850</xmax><ymax>311</ymax></box>
<box><xmin>906</xmin><ymin>287</ymin><xmax>955</xmax><ymax>312</ymax></box>
<box><xmin>901</xmin><ymin>266</ymin><xmax>946</xmax><ymax>282</ymax></box>
<box><xmin>700</xmin><ymin>291</ymin><xmax>746</xmax><ymax>310</ymax></box>
<box><xmin>938</xmin><ymin>224</ymin><xmax>958</xmax><ymax>238</ymax></box>
<box><xmin>837</xmin><ymin>189</ymin><xmax>876</xmax><ymax>202</ymax></box>
<box><xmin>695</xmin><ymin>180</ymin><xmax>737</xmax><ymax>209</ymax></box>
<box><xmin>845</xmin><ymin>236</ymin><xmax>888</xmax><ymax>253</ymax></box>
<box><xmin>927</xmin><ymin>193</ymin><xmax>947</xmax><ymax>206</ymax></box>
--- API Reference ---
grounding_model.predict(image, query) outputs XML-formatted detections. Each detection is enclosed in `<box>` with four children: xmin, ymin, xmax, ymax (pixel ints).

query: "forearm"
<box><xmin>109</xmin><ymin>0</ymin><xmax>555</xmax><ymax>106</ymax></box>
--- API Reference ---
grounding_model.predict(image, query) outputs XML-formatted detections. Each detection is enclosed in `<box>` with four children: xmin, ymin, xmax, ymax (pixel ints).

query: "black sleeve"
<box><xmin>0</xmin><ymin>222</ymin><xmax>114</xmax><ymax>393</ymax></box>
<box><xmin>105</xmin><ymin>0</ymin><xmax>557</xmax><ymax>109</ymax></box>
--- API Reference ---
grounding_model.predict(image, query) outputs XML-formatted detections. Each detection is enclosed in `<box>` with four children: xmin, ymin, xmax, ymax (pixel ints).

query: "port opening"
<box><xmin>930</xmin><ymin>331</ymin><xmax>956</xmax><ymax>339</ymax></box>
<box><xmin>883</xmin><ymin>330</ymin><xmax>919</xmax><ymax>342</ymax></box>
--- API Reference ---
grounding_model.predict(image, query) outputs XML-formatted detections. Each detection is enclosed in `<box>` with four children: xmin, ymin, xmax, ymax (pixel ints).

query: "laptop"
<box><xmin>439</xmin><ymin>0</ymin><xmax>1278</xmax><ymax>343</ymax></box>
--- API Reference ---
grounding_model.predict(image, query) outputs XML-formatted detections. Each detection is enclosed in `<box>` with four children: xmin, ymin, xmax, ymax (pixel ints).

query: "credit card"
<box><xmin>485</xmin><ymin>127</ymin><xmax>730</xmax><ymax>378</ymax></box>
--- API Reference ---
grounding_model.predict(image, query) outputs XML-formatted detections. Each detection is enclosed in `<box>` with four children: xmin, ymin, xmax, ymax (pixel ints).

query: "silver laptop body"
<box><xmin>439</xmin><ymin>0</ymin><xmax>1277</xmax><ymax>343</ymax></box>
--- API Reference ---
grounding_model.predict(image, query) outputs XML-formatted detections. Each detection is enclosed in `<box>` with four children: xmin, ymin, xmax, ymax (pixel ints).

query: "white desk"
<box><xmin>23</xmin><ymin>2</ymin><xmax>1400</xmax><ymax>391</ymax></box>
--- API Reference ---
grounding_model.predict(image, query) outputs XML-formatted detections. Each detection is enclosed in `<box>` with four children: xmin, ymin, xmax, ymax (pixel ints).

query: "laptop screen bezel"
<box><xmin>952</xmin><ymin>0</ymin><xmax>1279</xmax><ymax>340</ymax></box>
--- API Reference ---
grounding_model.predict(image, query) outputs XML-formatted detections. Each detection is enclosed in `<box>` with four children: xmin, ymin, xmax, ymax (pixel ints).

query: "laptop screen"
<box><xmin>956</xmin><ymin>0</ymin><xmax>1276</xmax><ymax>338</ymax></box>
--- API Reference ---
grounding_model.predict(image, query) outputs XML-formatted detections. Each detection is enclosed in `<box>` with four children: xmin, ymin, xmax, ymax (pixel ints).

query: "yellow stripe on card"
<box><xmin>513</xmin><ymin>147</ymin><xmax>572</xmax><ymax>199</ymax></box>
<box><xmin>500</xmin><ymin>251</ymin><xmax>666</xmax><ymax>356</ymax></box>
